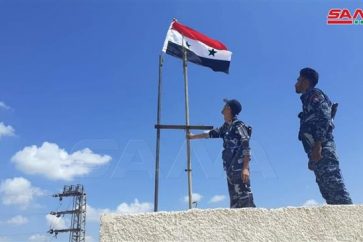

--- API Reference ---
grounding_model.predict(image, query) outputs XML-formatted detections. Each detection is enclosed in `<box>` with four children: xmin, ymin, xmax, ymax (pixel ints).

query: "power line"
<box><xmin>0</xmin><ymin>231</ymin><xmax>50</xmax><ymax>236</ymax></box>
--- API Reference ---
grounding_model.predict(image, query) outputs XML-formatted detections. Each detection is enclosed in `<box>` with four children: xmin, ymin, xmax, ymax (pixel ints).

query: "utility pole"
<box><xmin>48</xmin><ymin>184</ymin><xmax>86</xmax><ymax>242</ymax></box>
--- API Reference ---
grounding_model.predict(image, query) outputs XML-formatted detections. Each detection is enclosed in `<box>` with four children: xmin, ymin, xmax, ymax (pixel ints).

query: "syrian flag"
<box><xmin>162</xmin><ymin>20</ymin><xmax>232</xmax><ymax>74</ymax></box>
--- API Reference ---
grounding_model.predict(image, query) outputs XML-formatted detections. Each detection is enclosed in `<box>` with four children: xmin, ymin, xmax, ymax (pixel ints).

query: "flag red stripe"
<box><xmin>171</xmin><ymin>21</ymin><xmax>228</xmax><ymax>50</ymax></box>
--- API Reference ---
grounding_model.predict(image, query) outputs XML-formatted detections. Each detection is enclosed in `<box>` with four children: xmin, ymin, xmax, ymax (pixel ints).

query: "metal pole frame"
<box><xmin>153</xmin><ymin>36</ymin><xmax>213</xmax><ymax>211</ymax></box>
<box><xmin>182</xmin><ymin>37</ymin><xmax>193</xmax><ymax>209</ymax></box>
<box><xmin>154</xmin><ymin>55</ymin><xmax>163</xmax><ymax>212</ymax></box>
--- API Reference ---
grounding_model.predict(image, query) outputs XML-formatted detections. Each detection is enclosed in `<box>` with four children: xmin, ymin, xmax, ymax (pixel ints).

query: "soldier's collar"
<box><xmin>225</xmin><ymin>117</ymin><xmax>238</xmax><ymax>125</ymax></box>
<box><xmin>231</xmin><ymin>117</ymin><xmax>239</xmax><ymax>124</ymax></box>
<box><xmin>301</xmin><ymin>87</ymin><xmax>315</xmax><ymax>99</ymax></box>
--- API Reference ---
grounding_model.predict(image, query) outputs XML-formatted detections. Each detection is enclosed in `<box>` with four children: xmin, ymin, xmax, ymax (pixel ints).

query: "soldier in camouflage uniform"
<box><xmin>188</xmin><ymin>99</ymin><xmax>256</xmax><ymax>208</ymax></box>
<box><xmin>295</xmin><ymin>67</ymin><xmax>352</xmax><ymax>204</ymax></box>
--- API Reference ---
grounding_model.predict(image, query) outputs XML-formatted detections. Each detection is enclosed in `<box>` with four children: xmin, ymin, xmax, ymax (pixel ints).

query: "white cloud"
<box><xmin>209</xmin><ymin>195</ymin><xmax>226</xmax><ymax>203</ymax></box>
<box><xmin>302</xmin><ymin>199</ymin><xmax>320</xmax><ymax>207</ymax></box>
<box><xmin>85</xmin><ymin>236</ymin><xmax>95</xmax><ymax>242</ymax></box>
<box><xmin>0</xmin><ymin>101</ymin><xmax>10</xmax><ymax>110</ymax></box>
<box><xmin>116</xmin><ymin>199</ymin><xmax>153</xmax><ymax>214</ymax></box>
<box><xmin>0</xmin><ymin>122</ymin><xmax>15</xmax><ymax>139</ymax></box>
<box><xmin>46</xmin><ymin>214</ymin><xmax>67</xmax><ymax>230</ymax></box>
<box><xmin>184</xmin><ymin>193</ymin><xmax>203</xmax><ymax>203</ymax></box>
<box><xmin>87</xmin><ymin>199</ymin><xmax>152</xmax><ymax>223</ymax></box>
<box><xmin>87</xmin><ymin>205</ymin><xmax>111</xmax><ymax>222</ymax></box>
<box><xmin>6</xmin><ymin>215</ymin><xmax>28</xmax><ymax>225</ymax></box>
<box><xmin>11</xmin><ymin>142</ymin><xmax>112</xmax><ymax>181</ymax></box>
<box><xmin>0</xmin><ymin>177</ymin><xmax>44</xmax><ymax>209</ymax></box>
<box><xmin>28</xmin><ymin>234</ymin><xmax>50</xmax><ymax>242</ymax></box>
<box><xmin>0</xmin><ymin>236</ymin><xmax>10</xmax><ymax>242</ymax></box>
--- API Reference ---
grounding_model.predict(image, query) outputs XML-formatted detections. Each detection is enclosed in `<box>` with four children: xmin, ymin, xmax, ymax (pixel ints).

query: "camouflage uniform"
<box><xmin>209</xmin><ymin>117</ymin><xmax>256</xmax><ymax>208</ymax></box>
<box><xmin>298</xmin><ymin>87</ymin><xmax>352</xmax><ymax>204</ymax></box>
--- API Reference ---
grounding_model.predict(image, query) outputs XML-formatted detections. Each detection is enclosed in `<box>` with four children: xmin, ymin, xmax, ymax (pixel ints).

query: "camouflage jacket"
<box><xmin>299</xmin><ymin>88</ymin><xmax>334</xmax><ymax>154</ymax></box>
<box><xmin>209</xmin><ymin>118</ymin><xmax>251</xmax><ymax>170</ymax></box>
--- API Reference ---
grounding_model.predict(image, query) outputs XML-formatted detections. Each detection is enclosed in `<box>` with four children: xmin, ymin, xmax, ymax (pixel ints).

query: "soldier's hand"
<box><xmin>311</xmin><ymin>141</ymin><xmax>323</xmax><ymax>162</ymax></box>
<box><xmin>241</xmin><ymin>168</ymin><xmax>250</xmax><ymax>184</ymax></box>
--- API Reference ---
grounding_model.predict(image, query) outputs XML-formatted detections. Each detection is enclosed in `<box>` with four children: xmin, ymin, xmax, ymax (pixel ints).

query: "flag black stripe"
<box><xmin>166</xmin><ymin>41</ymin><xmax>230</xmax><ymax>74</ymax></box>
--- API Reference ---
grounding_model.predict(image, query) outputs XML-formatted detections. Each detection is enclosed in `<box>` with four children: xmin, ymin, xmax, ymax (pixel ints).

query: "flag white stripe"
<box><xmin>162</xmin><ymin>22</ymin><xmax>174</xmax><ymax>53</ymax></box>
<box><xmin>162</xmin><ymin>29</ymin><xmax>232</xmax><ymax>61</ymax></box>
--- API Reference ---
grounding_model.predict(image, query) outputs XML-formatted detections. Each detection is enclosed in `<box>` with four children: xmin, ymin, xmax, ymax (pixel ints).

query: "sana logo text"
<box><xmin>327</xmin><ymin>9</ymin><xmax>363</xmax><ymax>25</ymax></box>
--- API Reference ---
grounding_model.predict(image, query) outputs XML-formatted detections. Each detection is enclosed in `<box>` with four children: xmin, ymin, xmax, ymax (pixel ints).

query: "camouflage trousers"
<box><xmin>226</xmin><ymin>170</ymin><xmax>256</xmax><ymax>208</ymax></box>
<box><xmin>313</xmin><ymin>159</ymin><xmax>352</xmax><ymax>205</ymax></box>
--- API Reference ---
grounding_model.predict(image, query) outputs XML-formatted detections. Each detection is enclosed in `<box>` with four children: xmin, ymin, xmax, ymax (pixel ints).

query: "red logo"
<box><xmin>327</xmin><ymin>8</ymin><xmax>363</xmax><ymax>25</ymax></box>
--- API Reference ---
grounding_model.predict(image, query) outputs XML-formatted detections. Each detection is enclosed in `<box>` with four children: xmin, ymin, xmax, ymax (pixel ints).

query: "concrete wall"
<box><xmin>100</xmin><ymin>205</ymin><xmax>363</xmax><ymax>241</ymax></box>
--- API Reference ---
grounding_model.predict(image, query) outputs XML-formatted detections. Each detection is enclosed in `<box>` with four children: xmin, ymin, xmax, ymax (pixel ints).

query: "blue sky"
<box><xmin>1</xmin><ymin>0</ymin><xmax>363</xmax><ymax>241</ymax></box>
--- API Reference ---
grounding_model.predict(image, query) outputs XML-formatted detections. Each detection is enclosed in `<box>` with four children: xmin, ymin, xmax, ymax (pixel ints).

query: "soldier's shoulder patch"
<box><xmin>309</xmin><ymin>91</ymin><xmax>324</xmax><ymax>104</ymax></box>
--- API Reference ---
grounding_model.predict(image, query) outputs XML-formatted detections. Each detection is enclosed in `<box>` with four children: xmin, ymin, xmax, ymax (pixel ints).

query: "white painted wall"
<box><xmin>100</xmin><ymin>205</ymin><xmax>363</xmax><ymax>241</ymax></box>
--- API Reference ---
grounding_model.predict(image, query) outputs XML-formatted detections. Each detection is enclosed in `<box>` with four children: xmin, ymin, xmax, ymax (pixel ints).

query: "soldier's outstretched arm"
<box><xmin>188</xmin><ymin>123</ymin><xmax>227</xmax><ymax>140</ymax></box>
<box><xmin>187</xmin><ymin>132</ymin><xmax>209</xmax><ymax>140</ymax></box>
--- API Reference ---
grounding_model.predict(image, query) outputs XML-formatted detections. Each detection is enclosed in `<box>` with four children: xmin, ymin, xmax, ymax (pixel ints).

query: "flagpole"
<box><xmin>182</xmin><ymin>37</ymin><xmax>193</xmax><ymax>210</ymax></box>
<box><xmin>154</xmin><ymin>54</ymin><xmax>163</xmax><ymax>212</ymax></box>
